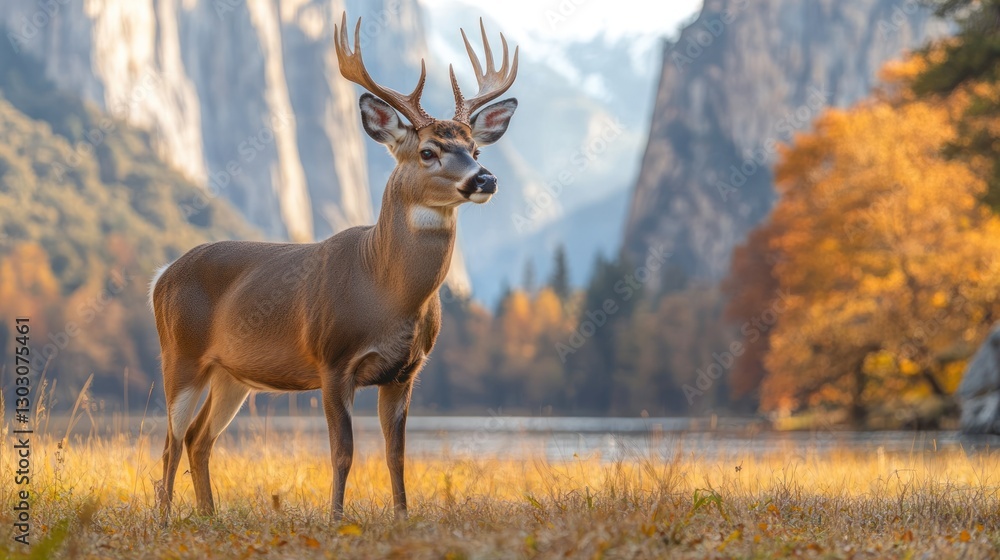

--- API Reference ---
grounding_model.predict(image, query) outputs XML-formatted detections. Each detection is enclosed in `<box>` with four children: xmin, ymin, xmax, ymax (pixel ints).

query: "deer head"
<box><xmin>335</xmin><ymin>14</ymin><xmax>519</xmax><ymax>208</ymax></box>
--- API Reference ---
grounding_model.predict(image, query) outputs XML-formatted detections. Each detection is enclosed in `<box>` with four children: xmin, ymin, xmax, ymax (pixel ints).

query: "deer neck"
<box><xmin>363</xmin><ymin>173</ymin><xmax>457</xmax><ymax>310</ymax></box>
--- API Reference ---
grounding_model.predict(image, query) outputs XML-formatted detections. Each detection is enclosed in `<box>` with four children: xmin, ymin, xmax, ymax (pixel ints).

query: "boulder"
<box><xmin>958</xmin><ymin>324</ymin><xmax>1000</xmax><ymax>434</ymax></box>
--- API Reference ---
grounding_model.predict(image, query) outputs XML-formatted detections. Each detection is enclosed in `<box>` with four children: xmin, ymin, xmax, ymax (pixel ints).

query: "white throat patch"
<box><xmin>408</xmin><ymin>205</ymin><xmax>454</xmax><ymax>231</ymax></box>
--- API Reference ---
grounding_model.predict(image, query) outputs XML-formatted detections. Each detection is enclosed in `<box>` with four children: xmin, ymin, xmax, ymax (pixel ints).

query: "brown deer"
<box><xmin>150</xmin><ymin>13</ymin><xmax>518</xmax><ymax>521</ymax></box>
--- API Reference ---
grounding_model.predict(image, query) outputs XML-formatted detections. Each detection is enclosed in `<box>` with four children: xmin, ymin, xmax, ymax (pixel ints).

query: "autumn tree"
<box><xmin>723</xmin><ymin>225</ymin><xmax>783</xmax><ymax>404</ymax></box>
<box><xmin>619</xmin><ymin>284</ymin><xmax>731</xmax><ymax>414</ymax></box>
<box><xmin>730</xmin><ymin>57</ymin><xmax>1000</xmax><ymax>426</ymax></box>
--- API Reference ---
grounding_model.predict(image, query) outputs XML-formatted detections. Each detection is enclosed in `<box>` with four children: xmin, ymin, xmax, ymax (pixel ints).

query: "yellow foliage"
<box><xmin>756</xmin><ymin>53</ymin><xmax>1000</xmax><ymax>418</ymax></box>
<box><xmin>0</xmin><ymin>242</ymin><xmax>60</xmax><ymax>300</ymax></box>
<box><xmin>501</xmin><ymin>290</ymin><xmax>537</xmax><ymax>360</ymax></box>
<box><xmin>534</xmin><ymin>288</ymin><xmax>565</xmax><ymax>331</ymax></box>
<box><xmin>504</xmin><ymin>289</ymin><xmax>573</xmax><ymax>347</ymax></box>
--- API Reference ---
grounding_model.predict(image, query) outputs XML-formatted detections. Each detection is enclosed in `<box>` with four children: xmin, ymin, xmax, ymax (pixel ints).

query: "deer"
<box><xmin>150</xmin><ymin>13</ymin><xmax>518</xmax><ymax>521</ymax></box>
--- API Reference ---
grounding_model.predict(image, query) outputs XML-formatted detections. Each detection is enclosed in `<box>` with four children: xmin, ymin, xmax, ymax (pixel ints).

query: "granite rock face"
<box><xmin>0</xmin><ymin>0</ymin><xmax>471</xmax><ymax>292</ymax></box>
<box><xmin>622</xmin><ymin>0</ymin><xmax>948</xmax><ymax>290</ymax></box>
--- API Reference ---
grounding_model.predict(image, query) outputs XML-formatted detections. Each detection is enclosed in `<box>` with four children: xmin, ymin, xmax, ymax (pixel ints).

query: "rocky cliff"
<box><xmin>958</xmin><ymin>323</ymin><xmax>1000</xmax><ymax>434</ymax></box>
<box><xmin>0</xmin><ymin>0</ymin><xmax>471</xmax><ymax>291</ymax></box>
<box><xmin>623</xmin><ymin>0</ymin><xmax>948</xmax><ymax>287</ymax></box>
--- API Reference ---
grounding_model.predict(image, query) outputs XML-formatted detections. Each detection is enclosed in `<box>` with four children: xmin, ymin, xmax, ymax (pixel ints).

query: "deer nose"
<box><xmin>475</xmin><ymin>172</ymin><xmax>497</xmax><ymax>194</ymax></box>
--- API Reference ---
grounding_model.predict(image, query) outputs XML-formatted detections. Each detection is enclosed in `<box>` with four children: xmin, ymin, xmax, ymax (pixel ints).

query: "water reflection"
<box><xmin>208</xmin><ymin>416</ymin><xmax>1000</xmax><ymax>462</ymax></box>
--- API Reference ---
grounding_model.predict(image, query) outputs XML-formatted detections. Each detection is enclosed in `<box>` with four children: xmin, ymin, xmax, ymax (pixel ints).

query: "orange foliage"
<box><xmin>724</xmin><ymin>227</ymin><xmax>781</xmax><ymax>399</ymax></box>
<box><xmin>728</xmin><ymin>55</ymin><xmax>1000</xmax><ymax>423</ymax></box>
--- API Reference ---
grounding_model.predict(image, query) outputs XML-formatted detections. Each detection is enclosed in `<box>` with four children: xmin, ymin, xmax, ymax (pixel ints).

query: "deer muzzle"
<box><xmin>462</xmin><ymin>169</ymin><xmax>497</xmax><ymax>204</ymax></box>
<box><xmin>474</xmin><ymin>172</ymin><xmax>497</xmax><ymax>194</ymax></box>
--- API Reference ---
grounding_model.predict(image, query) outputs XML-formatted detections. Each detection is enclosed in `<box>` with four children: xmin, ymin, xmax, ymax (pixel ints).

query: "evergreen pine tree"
<box><xmin>548</xmin><ymin>244</ymin><xmax>571</xmax><ymax>301</ymax></box>
<box><xmin>914</xmin><ymin>0</ymin><xmax>1000</xmax><ymax>207</ymax></box>
<box><xmin>495</xmin><ymin>279</ymin><xmax>513</xmax><ymax>317</ymax></box>
<box><xmin>522</xmin><ymin>259</ymin><xmax>536</xmax><ymax>295</ymax></box>
<box><xmin>565</xmin><ymin>254</ymin><xmax>619</xmax><ymax>414</ymax></box>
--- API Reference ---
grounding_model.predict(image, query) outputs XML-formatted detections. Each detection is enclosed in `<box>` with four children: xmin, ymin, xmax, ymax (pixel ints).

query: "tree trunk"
<box><xmin>849</xmin><ymin>360</ymin><xmax>868</xmax><ymax>428</ymax></box>
<box><xmin>920</xmin><ymin>368</ymin><xmax>946</xmax><ymax>396</ymax></box>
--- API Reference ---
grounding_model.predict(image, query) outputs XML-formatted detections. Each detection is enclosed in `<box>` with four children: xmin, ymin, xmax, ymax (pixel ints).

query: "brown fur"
<box><xmin>154</xmin><ymin>12</ymin><xmax>518</xmax><ymax>523</ymax></box>
<box><xmin>152</xmin><ymin>122</ymin><xmax>486</xmax><ymax>521</ymax></box>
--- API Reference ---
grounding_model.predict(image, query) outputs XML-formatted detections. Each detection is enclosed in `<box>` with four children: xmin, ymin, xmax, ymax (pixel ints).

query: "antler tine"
<box><xmin>460</xmin><ymin>28</ymin><xmax>483</xmax><ymax>82</ymax></box>
<box><xmin>452</xmin><ymin>19</ymin><xmax>519</xmax><ymax>125</ymax></box>
<box><xmin>498</xmin><ymin>32</ymin><xmax>509</xmax><ymax>76</ymax></box>
<box><xmin>479</xmin><ymin>18</ymin><xmax>494</xmax><ymax>75</ymax></box>
<box><xmin>449</xmin><ymin>63</ymin><xmax>464</xmax><ymax>108</ymax></box>
<box><xmin>334</xmin><ymin>13</ymin><xmax>434</xmax><ymax>129</ymax></box>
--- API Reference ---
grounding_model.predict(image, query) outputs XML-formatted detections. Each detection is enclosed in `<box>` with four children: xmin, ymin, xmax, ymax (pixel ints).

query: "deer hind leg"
<box><xmin>159</xmin><ymin>360</ymin><xmax>203</xmax><ymax>520</ymax></box>
<box><xmin>184</xmin><ymin>370</ymin><xmax>249</xmax><ymax>515</ymax></box>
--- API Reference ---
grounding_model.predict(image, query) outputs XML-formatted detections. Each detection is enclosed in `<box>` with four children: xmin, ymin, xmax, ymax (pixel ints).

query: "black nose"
<box><xmin>475</xmin><ymin>173</ymin><xmax>498</xmax><ymax>194</ymax></box>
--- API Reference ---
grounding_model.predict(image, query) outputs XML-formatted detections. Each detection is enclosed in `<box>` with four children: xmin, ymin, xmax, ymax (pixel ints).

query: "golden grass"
<box><xmin>1</xmin><ymin>428</ymin><xmax>999</xmax><ymax>559</ymax></box>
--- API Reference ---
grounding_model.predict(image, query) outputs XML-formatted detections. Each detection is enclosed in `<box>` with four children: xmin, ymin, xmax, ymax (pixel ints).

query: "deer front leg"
<box><xmin>378</xmin><ymin>381</ymin><xmax>412</xmax><ymax>519</ymax></box>
<box><xmin>323</xmin><ymin>381</ymin><xmax>355</xmax><ymax>521</ymax></box>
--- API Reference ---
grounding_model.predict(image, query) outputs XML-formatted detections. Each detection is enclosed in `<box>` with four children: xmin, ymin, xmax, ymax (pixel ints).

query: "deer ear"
<box><xmin>359</xmin><ymin>93</ymin><xmax>409</xmax><ymax>146</ymax></box>
<box><xmin>470</xmin><ymin>98</ymin><xmax>517</xmax><ymax>146</ymax></box>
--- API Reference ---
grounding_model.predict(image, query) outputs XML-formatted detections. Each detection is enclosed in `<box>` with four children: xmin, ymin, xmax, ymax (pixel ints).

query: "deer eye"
<box><xmin>473</xmin><ymin>149</ymin><xmax>481</xmax><ymax>160</ymax></box>
<box><xmin>419</xmin><ymin>149</ymin><xmax>436</xmax><ymax>161</ymax></box>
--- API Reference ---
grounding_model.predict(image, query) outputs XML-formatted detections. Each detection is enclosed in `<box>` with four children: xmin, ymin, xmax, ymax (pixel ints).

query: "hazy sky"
<box><xmin>419</xmin><ymin>0</ymin><xmax>704</xmax><ymax>42</ymax></box>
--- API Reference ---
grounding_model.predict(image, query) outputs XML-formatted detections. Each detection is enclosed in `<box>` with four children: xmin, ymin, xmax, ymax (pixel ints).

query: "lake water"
<box><xmin>215</xmin><ymin>416</ymin><xmax>1000</xmax><ymax>461</ymax></box>
<box><xmin>64</xmin><ymin>414</ymin><xmax>1000</xmax><ymax>461</ymax></box>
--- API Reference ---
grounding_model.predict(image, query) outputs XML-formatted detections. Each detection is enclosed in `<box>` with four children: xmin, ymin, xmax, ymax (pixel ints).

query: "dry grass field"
<box><xmin>1</xmin><ymin>421</ymin><xmax>999</xmax><ymax>560</ymax></box>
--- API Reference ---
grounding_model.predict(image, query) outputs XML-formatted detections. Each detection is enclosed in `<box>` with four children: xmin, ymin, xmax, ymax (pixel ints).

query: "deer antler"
<box><xmin>450</xmin><ymin>19</ymin><xmax>519</xmax><ymax>125</ymax></box>
<box><xmin>334</xmin><ymin>13</ymin><xmax>435</xmax><ymax>130</ymax></box>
